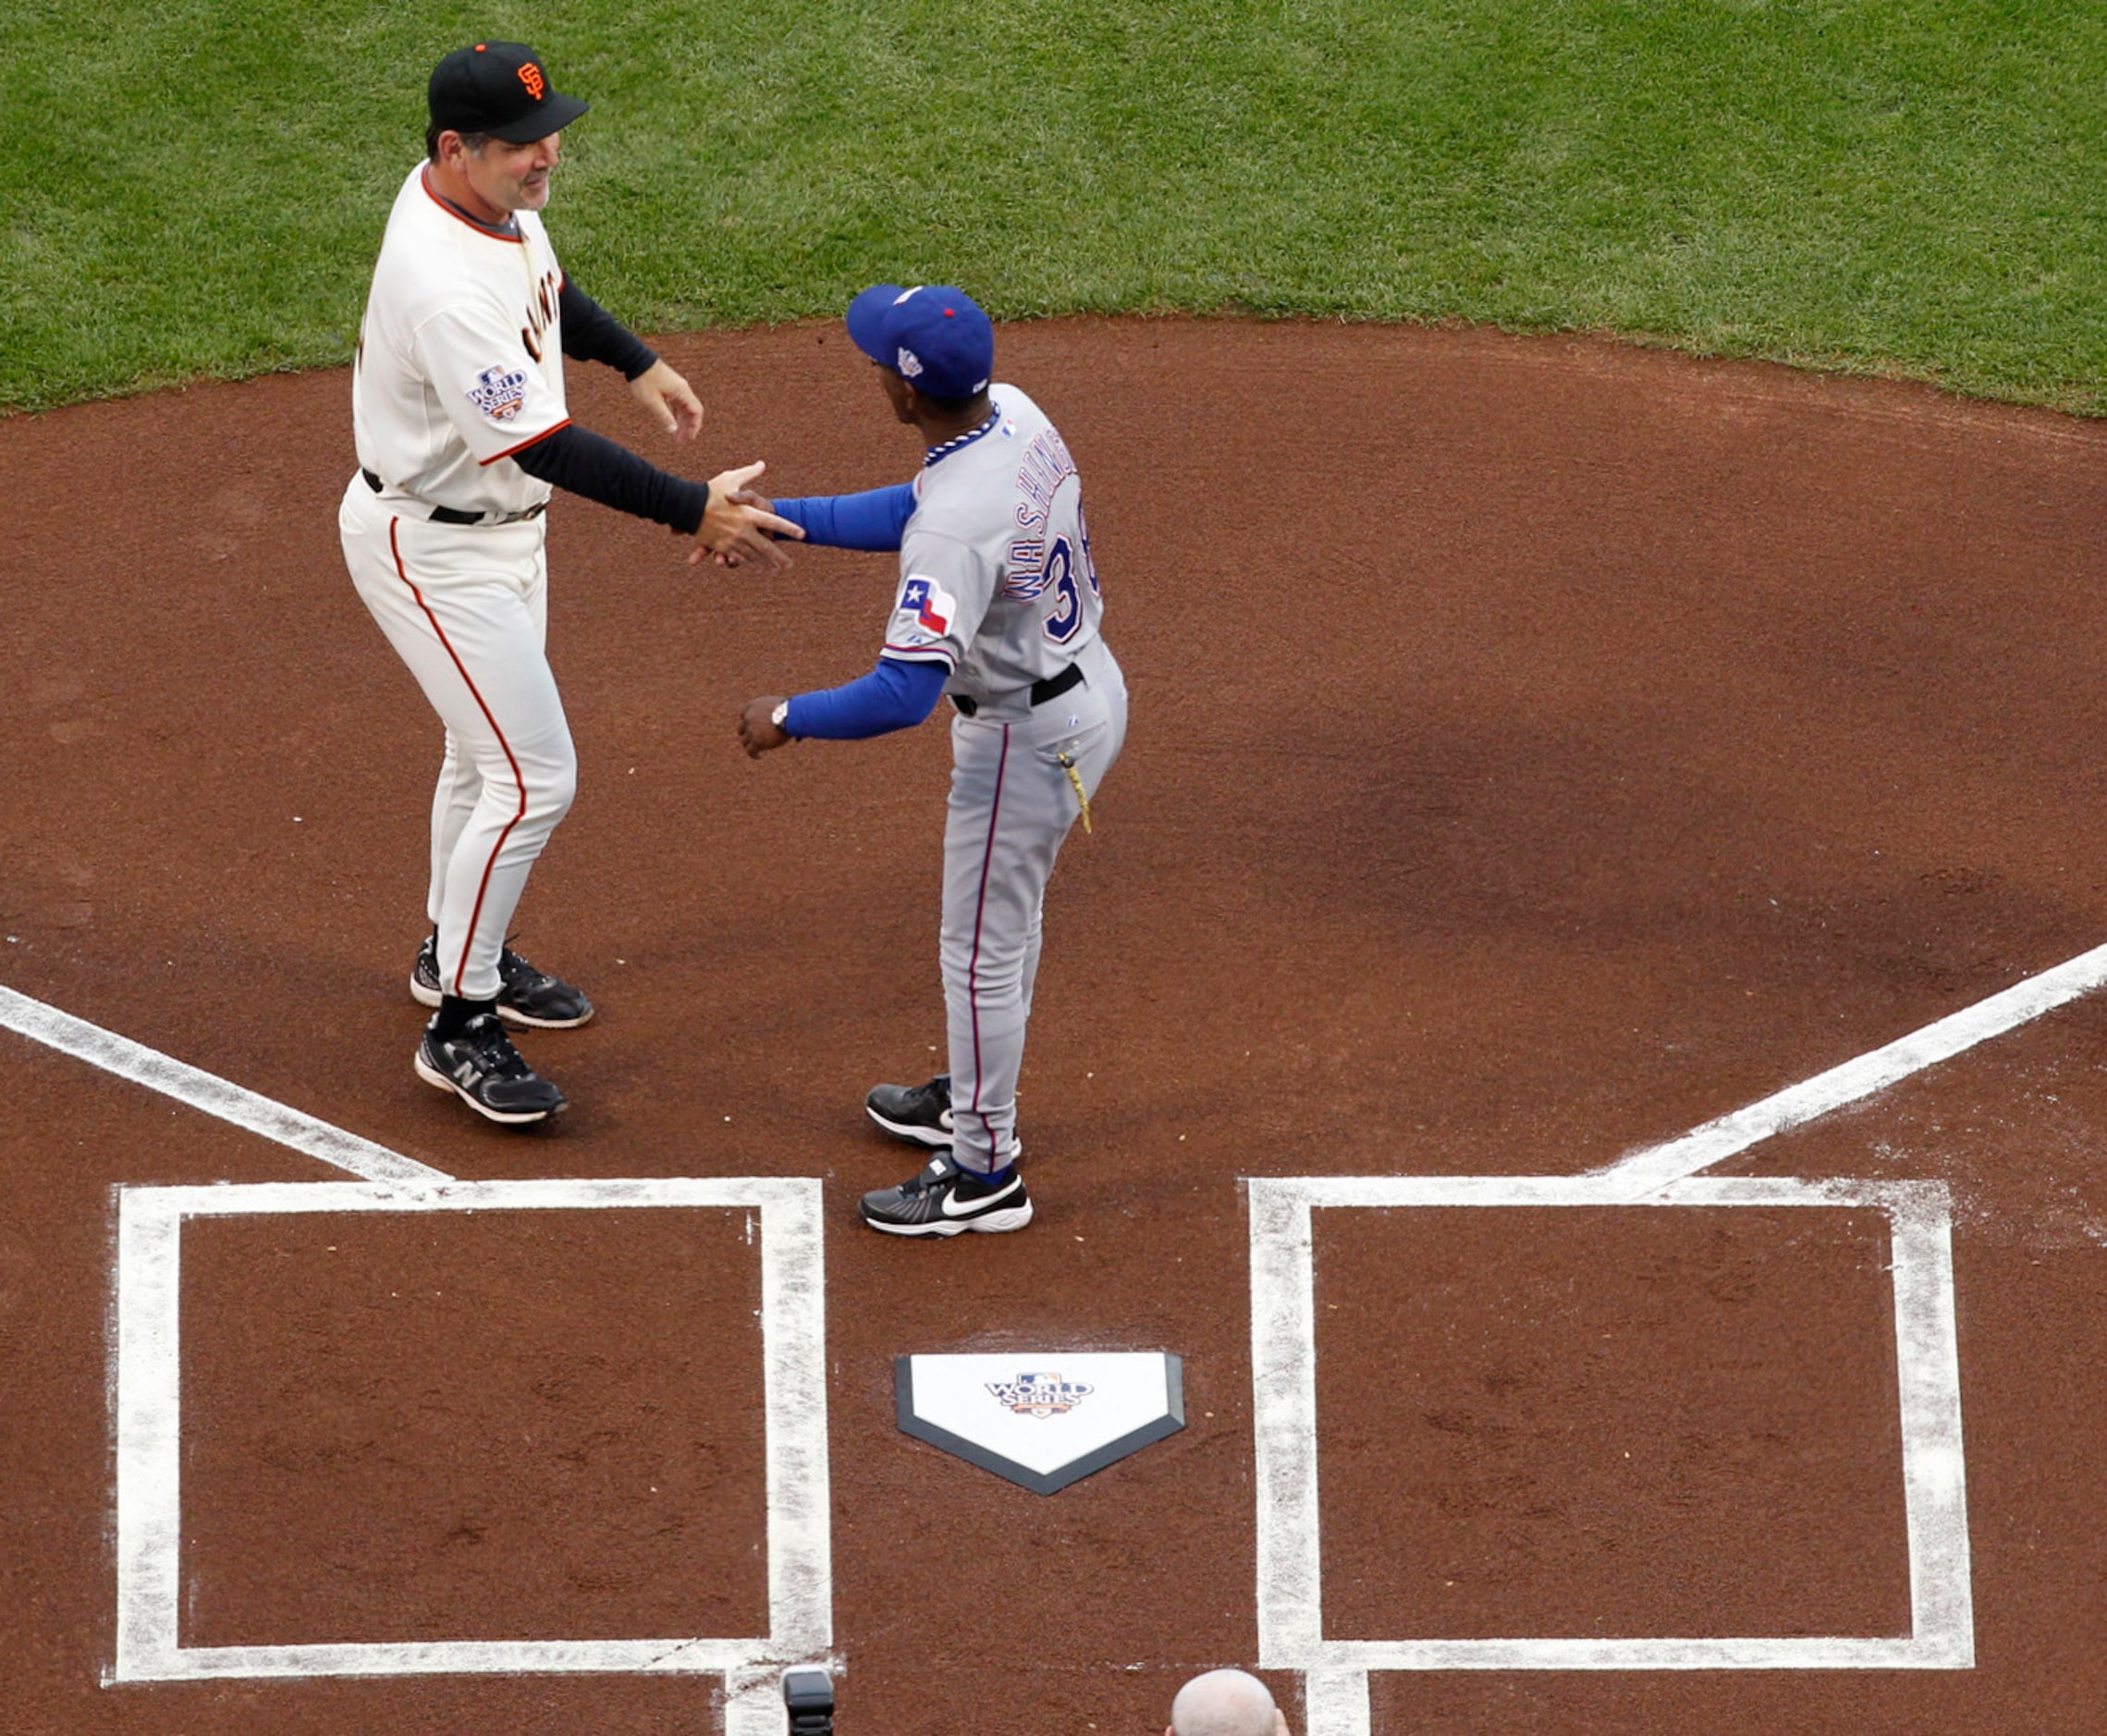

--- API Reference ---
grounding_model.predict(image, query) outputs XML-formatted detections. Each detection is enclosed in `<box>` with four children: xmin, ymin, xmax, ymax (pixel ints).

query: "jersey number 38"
<box><xmin>1041</xmin><ymin>511</ymin><xmax>1103</xmax><ymax>644</ymax></box>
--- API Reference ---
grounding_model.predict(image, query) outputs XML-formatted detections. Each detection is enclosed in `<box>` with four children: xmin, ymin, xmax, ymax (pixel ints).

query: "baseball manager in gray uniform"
<box><xmin>737</xmin><ymin>284</ymin><xmax>1126</xmax><ymax>1236</ymax></box>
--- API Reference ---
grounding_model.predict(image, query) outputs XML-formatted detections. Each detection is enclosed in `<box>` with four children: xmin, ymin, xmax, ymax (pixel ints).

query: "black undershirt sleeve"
<box><xmin>557</xmin><ymin>277</ymin><xmax>658</xmax><ymax>381</ymax></box>
<box><xmin>509</xmin><ymin>424</ymin><xmax>711</xmax><ymax>534</ymax></box>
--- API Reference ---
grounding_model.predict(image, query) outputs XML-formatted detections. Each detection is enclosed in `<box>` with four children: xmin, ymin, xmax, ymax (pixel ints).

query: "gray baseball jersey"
<box><xmin>878</xmin><ymin>385</ymin><xmax>1105</xmax><ymax>703</ymax></box>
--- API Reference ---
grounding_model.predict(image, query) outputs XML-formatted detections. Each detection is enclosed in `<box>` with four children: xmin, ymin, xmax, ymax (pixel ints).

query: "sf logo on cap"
<box><xmin>517</xmin><ymin>61</ymin><xmax>546</xmax><ymax>99</ymax></box>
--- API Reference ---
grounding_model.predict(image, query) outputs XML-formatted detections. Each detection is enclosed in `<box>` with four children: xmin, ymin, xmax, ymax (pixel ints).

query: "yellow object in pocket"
<box><xmin>1055</xmin><ymin>750</ymin><xmax>1093</xmax><ymax>834</ymax></box>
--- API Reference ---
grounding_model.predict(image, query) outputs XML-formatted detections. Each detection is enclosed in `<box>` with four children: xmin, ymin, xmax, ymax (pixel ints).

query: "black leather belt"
<box><xmin>362</xmin><ymin>468</ymin><xmax>545</xmax><ymax>526</ymax></box>
<box><xmin>950</xmin><ymin>660</ymin><xmax>1085</xmax><ymax>718</ymax></box>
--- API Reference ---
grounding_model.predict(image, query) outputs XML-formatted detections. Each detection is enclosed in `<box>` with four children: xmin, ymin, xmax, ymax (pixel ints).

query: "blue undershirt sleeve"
<box><xmin>769</xmin><ymin>483</ymin><xmax>916</xmax><ymax>550</ymax></box>
<box><xmin>783</xmin><ymin>655</ymin><xmax>949</xmax><ymax>740</ymax></box>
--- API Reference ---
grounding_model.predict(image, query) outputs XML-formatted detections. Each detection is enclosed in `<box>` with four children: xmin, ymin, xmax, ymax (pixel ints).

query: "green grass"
<box><xmin>3</xmin><ymin>1</ymin><xmax>2104</xmax><ymax>411</ymax></box>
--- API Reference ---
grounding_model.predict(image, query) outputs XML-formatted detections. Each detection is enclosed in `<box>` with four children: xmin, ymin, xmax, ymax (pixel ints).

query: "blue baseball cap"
<box><xmin>846</xmin><ymin>284</ymin><xmax>994</xmax><ymax>399</ymax></box>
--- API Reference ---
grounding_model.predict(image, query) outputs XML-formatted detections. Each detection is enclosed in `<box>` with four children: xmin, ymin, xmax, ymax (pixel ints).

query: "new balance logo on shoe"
<box><xmin>414</xmin><ymin>1012</ymin><xmax>567</xmax><ymax>1126</ymax></box>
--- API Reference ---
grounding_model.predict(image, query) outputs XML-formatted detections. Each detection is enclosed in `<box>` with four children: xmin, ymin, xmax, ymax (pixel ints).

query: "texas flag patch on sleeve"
<box><xmin>899</xmin><ymin>576</ymin><xmax>956</xmax><ymax>636</ymax></box>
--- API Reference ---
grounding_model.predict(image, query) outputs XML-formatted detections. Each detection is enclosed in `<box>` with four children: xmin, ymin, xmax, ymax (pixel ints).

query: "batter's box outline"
<box><xmin>109</xmin><ymin>1176</ymin><xmax>831</xmax><ymax>1706</ymax></box>
<box><xmin>1246</xmin><ymin>1173</ymin><xmax>1971</xmax><ymax>1718</ymax></box>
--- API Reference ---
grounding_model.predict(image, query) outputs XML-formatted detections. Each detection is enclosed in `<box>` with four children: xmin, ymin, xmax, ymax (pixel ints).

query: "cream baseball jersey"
<box><xmin>881</xmin><ymin>385</ymin><xmax>1105</xmax><ymax>699</ymax></box>
<box><xmin>352</xmin><ymin>164</ymin><xmax>570</xmax><ymax>516</ymax></box>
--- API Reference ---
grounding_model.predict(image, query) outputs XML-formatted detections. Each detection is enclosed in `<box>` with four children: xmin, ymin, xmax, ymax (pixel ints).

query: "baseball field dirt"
<box><xmin>4</xmin><ymin>319</ymin><xmax>2107</xmax><ymax>1733</ymax></box>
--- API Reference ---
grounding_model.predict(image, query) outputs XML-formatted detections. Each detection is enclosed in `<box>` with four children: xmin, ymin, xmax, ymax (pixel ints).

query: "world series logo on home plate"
<box><xmin>986</xmin><ymin>1372</ymin><xmax>1093</xmax><ymax>1417</ymax></box>
<box><xmin>897</xmin><ymin>1352</ymin><xmax>1184</xmax><ymax>1494</ymax></box>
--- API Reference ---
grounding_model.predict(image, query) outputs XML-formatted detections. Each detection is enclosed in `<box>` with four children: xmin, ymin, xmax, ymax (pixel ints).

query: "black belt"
<box><xmin>950</xmin><ymin>660</ymin><xmax>1085</xmax><ymax>718</ymax></box>
<box><xmin>362</xmin><ymin>468</ymin><xmax>545</xmax><ymax>526</ymax></box>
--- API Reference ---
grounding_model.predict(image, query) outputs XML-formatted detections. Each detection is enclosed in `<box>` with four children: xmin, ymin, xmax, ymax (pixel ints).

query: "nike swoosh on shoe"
<box><xmin>939</xmin><ymin>1177</ymin><xmax>1022</xmax><ymax>1217</ymax></box>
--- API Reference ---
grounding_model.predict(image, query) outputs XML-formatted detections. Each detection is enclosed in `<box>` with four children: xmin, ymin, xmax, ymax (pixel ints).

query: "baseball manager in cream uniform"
<box><xmin>341</xmin><ymin>41</ymin><xmax>797</xmax><ymax>1124</ymax></box>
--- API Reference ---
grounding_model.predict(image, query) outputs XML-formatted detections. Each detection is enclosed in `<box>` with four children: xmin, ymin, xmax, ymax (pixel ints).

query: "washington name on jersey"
<box><xmin>882</xmin><ymin>385</ymin><xmax>1106</xmax><ymax>701</ymax></box>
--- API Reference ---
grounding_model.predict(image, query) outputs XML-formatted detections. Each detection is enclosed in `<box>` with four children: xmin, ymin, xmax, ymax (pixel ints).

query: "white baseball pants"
<box><xmin>940</xmin><ymin>639</ymin><xmax>1128</xmax><ymax>1175</ymax></box>
<box><xmin>338</xmin><ymin>476</ymin><xmax>577</xmax><ymax>1004</ymax></box>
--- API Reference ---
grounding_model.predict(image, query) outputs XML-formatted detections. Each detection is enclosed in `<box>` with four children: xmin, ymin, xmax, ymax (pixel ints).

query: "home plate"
<box><xmin>894</xmin><ymin>1352</ymin><xmax>1185</xmax><ymax>1494</ymax></box>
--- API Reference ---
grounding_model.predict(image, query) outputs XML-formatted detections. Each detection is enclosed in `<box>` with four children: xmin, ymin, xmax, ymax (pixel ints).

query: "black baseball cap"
<box><xmin>429</xmin><ymin>42</ymin><xmax>589</xmax><ymax>143</ymax></box>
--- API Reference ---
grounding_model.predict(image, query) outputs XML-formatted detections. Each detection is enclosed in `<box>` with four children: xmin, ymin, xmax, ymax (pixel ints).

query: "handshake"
<box><xmin>693</xmin><ymin>460</ymin><xmax>799</xmax><ymax>570</ymax></box>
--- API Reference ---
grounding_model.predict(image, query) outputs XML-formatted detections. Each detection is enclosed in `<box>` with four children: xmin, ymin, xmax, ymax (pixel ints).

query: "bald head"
<box><xmin>1169</xmin><ymin>1669</ymin><xmax>1285</xmax><ymax>1736</ymax></box>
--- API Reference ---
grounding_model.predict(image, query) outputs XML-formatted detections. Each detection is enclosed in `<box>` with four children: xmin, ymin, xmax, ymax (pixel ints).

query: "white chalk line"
<box><xmin>0</xmin><ymin>983</ymin><xmax>446</xmax><ymax>1185</ymax></box>
<box><xmin>1252</xmin><ymin>1175</ymin><xmax>1974</xmax><ymax>1736</ymax></box>
<box><xmin>1265</xmin><ymin>937</ymin><xmax>2083</xmax><ymax>1722</ymax></box>
<box><xmin>12</xmin><ymin>981</ymin><xmax>838</xmax><ymax>1713</ymax></box>
<box><xmin>73</xmin><ymin>912</ymin><xmax>2076</xmax><ymax>1708</ymax></box>
<box><xmin>1595</xmin><ymin>935</ymin><xmax>2107</xmax><ymax>1194</ymax></box>
<box><xmin>110</xmin><ymin>1177</ymin><xmax>833</xmax><ymax>1698</ymax></box>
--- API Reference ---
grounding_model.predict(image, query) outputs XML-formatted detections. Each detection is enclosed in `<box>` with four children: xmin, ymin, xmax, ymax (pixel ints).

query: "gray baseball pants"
<box><xmin>940</xmin><ymin>637</ymin><xmax>1127</xmax><ymax>1175</ymax></box>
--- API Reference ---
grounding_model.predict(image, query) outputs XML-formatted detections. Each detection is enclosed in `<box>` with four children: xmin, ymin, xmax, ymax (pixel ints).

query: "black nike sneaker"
<box><xmin>859</xmin><ymin>1152</ymin><xmax>1033</xmax><ymax>1238</ymax></box>
<box><xmin>411</xmin><ymin>932</ymin><xmax>594</xmax><ymax>1030</ymax></box>
<box><xmin>413</xmin><ymin>1013</ymin><xmax>568</xmax><ymax>1125</ymax></box>
<box><xmin>864</xmin><ymin>1074</ymin><xmax>954</xmax><ymax>1147</ymax></box>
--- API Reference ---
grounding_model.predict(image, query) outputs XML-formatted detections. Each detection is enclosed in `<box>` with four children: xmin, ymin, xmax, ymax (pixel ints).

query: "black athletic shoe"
<box><xmin>864</xmin><ymin>1074</ymin><xmax>954</xmax><ymax>1147</ymax></box>
<box><xmin>859</xmin><ymin>1152</ymin><xmax>1033</xmax><ymax>1238</ymax></box>
<box><xmin>413</xmin><ymin>1013</ymin><xmax>568</xmax><ymax>1125</ymax></box>
<box><xmin>410</xmin><ymin>933</ymin><xmax>594</xmax><ymax>1030</ymax></box>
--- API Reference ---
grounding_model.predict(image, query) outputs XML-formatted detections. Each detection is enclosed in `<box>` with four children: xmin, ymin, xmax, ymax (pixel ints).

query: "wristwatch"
<box><xmin>770</xmin><ymin>700</ymin><xmax>790</xmax><ymax>731</ymax></box>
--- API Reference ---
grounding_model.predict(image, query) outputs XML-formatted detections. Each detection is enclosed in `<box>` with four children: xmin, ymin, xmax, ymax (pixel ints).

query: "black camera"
<box><xmin>782</xmin><ymin>1667</ymin><xmax>835</xmax><ymax>1736</ymax></box>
